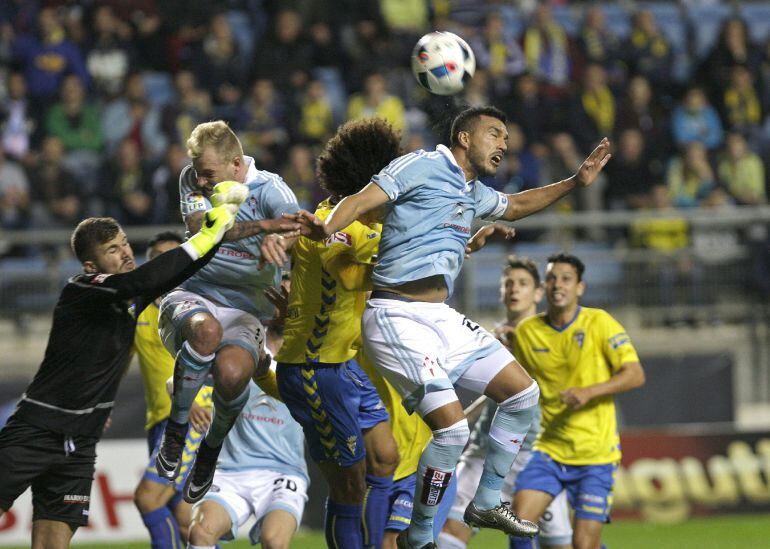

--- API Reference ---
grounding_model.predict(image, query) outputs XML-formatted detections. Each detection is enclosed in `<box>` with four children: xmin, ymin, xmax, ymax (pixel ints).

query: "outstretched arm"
<box><xmin>185</xmin><ymin>211</ymin><xmax>300</xmax><ymax>242</ymax></box>
<box><xmin>501</xmin><ymin>138</ymin><xmax>611</xmax><ymax>221</ymax></box>
<box><xmin>295</xmin><ymin>183</ymin><xmax>389</xmax><ymax>241</ymax></box>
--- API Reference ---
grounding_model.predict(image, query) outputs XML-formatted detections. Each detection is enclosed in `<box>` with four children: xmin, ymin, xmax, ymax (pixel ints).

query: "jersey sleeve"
<box><xmin>599</xmin><ymin>312</ymin><xmax>640</xmax><ymax>372</ymax></box>
<box><xmin>179</xmin><ymin>164</ymin><xmax>211</xmax><ymax>218</ymax></box>
<box><xmin>262</xmin><ymin>175</ymin><xmax>300</xmax><ymax>217</ymax></box>
<box><xmin>474</xmin><ymin>180</ymin><xmax>509</xmax><ymax>220</ymax></box>
<box><xmin>371</xmin><ymin>151</ymin><xmax>423</xmax><ymax>201</ymax></box>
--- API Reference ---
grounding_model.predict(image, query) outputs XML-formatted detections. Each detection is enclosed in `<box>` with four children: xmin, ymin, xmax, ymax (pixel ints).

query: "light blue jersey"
<box><xmin>217</xmin><ymin>380</ymin><xmax>308</xmax><ymax>482</ymax></box>
<box><xmin>371</xmin><ymin>145</ymin><xmax>509</xmax><ymax>297</ymax></box>
<box><xmin>179</xmin><ymin>156</ymin><xmax>299</xmax><ymax>318</ymax></box>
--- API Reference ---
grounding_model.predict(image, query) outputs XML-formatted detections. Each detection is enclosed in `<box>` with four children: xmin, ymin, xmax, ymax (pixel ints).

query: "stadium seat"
<box><xmin>687</xmin><ymin>3</ymin><xmax>733</xmax><ymax>59</ymax></box>
<box><xmin>551</xmin><ymin>5</ymin><xmax>580</xmax><ymax>37</ymax></box>
<box><xmin>602</xmin><ymin>4</ymin><xmax>632</xmax><ymax>39</ymax></box>
<box><xmin>0</xmin><ymin>257</ymin><xmax>58</xmax><ymax>319</ymax></box>
<box><xmin>741</xmin><ymin>3</ymin><xmax>770</xmax><ymax>43</ymax></box>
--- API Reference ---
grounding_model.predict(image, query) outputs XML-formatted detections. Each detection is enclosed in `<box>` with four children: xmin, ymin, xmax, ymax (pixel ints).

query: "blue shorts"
<box><xmin>386</xmin><ymin>472</ymin><xmax>457</xmax><ymax>535</ymax></box>
<box><xmin>144</xmin><ymin>419</ymin><xmax>205</xmax><ymax>508</ymax></box>
<box><xmin>277</xmin><ymin>359</ymin><xmax>388</xmax><ymax>467</ymax></box>
<box><xmin>514</xmin><ymin>451</ymin><xmax>617</xmax><ymax>522</ymax></box>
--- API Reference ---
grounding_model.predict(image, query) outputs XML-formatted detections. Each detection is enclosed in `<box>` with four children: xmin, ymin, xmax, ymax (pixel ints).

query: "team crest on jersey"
<box><xmin>367</xmin><ymin>232</ymin><xmax>378</xmax><ymax>239</ymax></box>
<box><xmin>346</xmin><ymin>435</ymin><xmax>358</xmax><ymax>455</ymax></box>
<box><xmin>574</xmin><ymin>330</ymin><xmax>585</xmax><ymax>348</ymax></box>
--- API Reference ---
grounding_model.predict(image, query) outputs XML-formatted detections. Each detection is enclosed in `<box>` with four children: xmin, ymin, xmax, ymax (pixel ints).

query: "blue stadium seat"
<box><xmin>227</xmin><ymin>10</ymin><xmax>259</xmax><ymax>60</ymax></box>
<box><xmin>602</xmin><ymin>4</ymin><xmax>632</xmax><ymax>39</ymax></box>
<box><xmin>0</xmin><ymin>257</ymin><xmax>57</xmax><ymax>316</ymax></box>
<box><xmin>551</xmin><ymin>5</ymin><xmax>580</xmax><ymax>37</ymax></box>
<box><xmin>141</xmin><ymin>71</ymin><xmax>175</xmax><ymax>107</ymax></box>
<box><xmin>741</xmin><ymin>4</ymin><xmax>770</xmax><ymax>43</ymax></box>
<box><xmin>687</xmin><ymin>3</ymin><xmax>732</xmax><ymax>59</ymax></box>
<box><xmin>646</xmin><ymin>2</ymin><xmax>687</xmax><ymax>52</ymax></box>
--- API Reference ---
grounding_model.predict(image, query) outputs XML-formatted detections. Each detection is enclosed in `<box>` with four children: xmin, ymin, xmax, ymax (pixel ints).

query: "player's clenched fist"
<box><xmin>210</xmin><ymin>180</ymin><xmax>248</xmax><ymax>214</ymax></box>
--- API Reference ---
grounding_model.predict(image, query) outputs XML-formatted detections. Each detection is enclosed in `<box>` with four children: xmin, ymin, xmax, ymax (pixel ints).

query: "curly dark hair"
<box><xmin>317</xmin><ymin>117</ymin><xmax>402</xmax><ymax>203</ymax></box>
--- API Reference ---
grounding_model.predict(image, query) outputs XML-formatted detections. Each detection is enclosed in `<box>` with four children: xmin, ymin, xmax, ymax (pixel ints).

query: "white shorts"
<box><xmin>159</xmin><ymin>289</ymin><xmax>265</xmax><ymax>365</ymax></box>
<box><xmin>198</xmin><ymin>469</ymin><xmax>308</xmax><ymax>544</ymax></box>
<box><xmin>450</xmin><ymin>451</ymin><xmax>573</xmax><ymax>545</ymax></box>
<box><xmin>362</xmin><ymin>299</ymin><xmax>513</xmax><ymax>414</ymax></box>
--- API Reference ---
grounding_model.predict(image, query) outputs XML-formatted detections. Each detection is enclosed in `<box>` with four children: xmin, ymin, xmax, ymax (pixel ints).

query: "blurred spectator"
<box><xmin>29</xmin><ymin>136</ymin><xmax>81</xmax><ymax>228</ymax></box>
<box><xmin>158</xmin><ymin>0</ymin><xmax>216</xmax><ymax>71</ymax></box>
<box><xmin>102</xmin><ymin>73</ymin><xmax>166</xmax><ymax>160</ymax></box>
<box><xmin>758</xmin><ymin>38</ymin><xmax>770</xmax><ymax>115</ymax></box>
<box><xmin>625</xmin><ymin>10</ymin><xmax>672</xmax><ymax>91</ymax></box>
<box><xmin>720</xmin><ymin>64</ymin><xmax>762</xmax><ymax>134</ymax></box>
<box><xmin>282</xmin><ymin>143</ymin><xmax>318</xmax><ymax>210</ymax></box>
<box><xmin>190</xmin><ymin>13</ymin><xmax>246</xmax><ymax>104</ymax></box>
<box><xmin>523</xmin><ymin>5</ymin><xmax>571</xmax><ymax>94</ymax></box>
<box><xmin>150</xmin><ymin>142</ymin><xmax>187</xmax><ymax>224</ymax></box>
<box><xmin>666</xmin><ymin>142</ymin><xmax>716</xmax><ymax>207</ymax></box>
<box><xmin>236</xmin><ymin>79</ymin><xmax>289</xmax><ymax>170</ymax></box>
<box><xmin>299</xmin><ymin>80</ymin><xmax>334</xmax><ymax>144</ymax></box>
<box><xmin>671</xmin><ymin>87</ymin><xmax>724</xmax><ymax>151</ymax></box>
<box><xmin>307</xmin><ymin>19</ymin><xmax>345</xmax><ymax>71</ymax></box>
<box><xmin>161</xmin><ymin>70</ymin><xmax>211</xmax><ymax>146</ymax></box>
<box><xmin>99</xmin><ymin>138</ymin><xmax>153</xmax><ymax>225</ymax></box>
<box><xmin>508</xmin><ymin>73</ymin><xmax>549</xmax><ymax>147</ymax></box>
<box><xmin>615</xmin><ymin>74</ymin><xmax>670</xmax><ymax>174</ymax></box>
<box><xmin>631</xmin><ymin>185</ymin><xmax>689</xmax><ymax>252</ymax></box>
<box><xmin>698</xmin><ymin>18</ymin><xmax>757</xmax><ymax>102</ymax></box>
<box><xmin>0</xmin><ymin>147</ymin><xmax>29</xmax><ymax>229</ymax></box>
<box><xmin>340</xmin><ymin>17</ymin><xmax>393</xmax><ymax>91</ymax></box>
<box><xmin>105</xmin><ymin>0</ymin><xmax>165</xmax><ymax>71</ymax></box>
<box><xmin>578</xmin><ymin>5</ymin><xmax>621</xmax><ymax>76</ymax></box>
<box><xmin>603</xmin><ymin>128</ymin><xmax>656</xmax><ymax>210</ymax></box>
<box><xmin>85</xmin><ymin>5</ymin><xmax>133</xmax><ymax>99</ymax></box>
<box><xmin>0</xmin><ymin>71</ymin><xmax>37</xmax><ymax>161</ymax></box>
<box><xmin>253</xmin><ymin>9</ymin><xmax>312</xmax><ymax>93</ymax></box>
<box><xmin>347</xmin><ymin>72</ymin><xmax>405</xmax><ymax>132</ymax></box>
<box><xmin>379</xmin><ymin>0</ymin><xmax>428</xmax><ymax>35</ymax></box>
<box><xmin>0</xmin><ymin>0</ymin><xmax>39</xmax><ymax>37</ymax></box>
<box><xmin>463</xmin><ymin>69</ymin><xmax>491</xmax><ymax>108</ymax></box>
<box><xmin>542</xmin><ymin>132</ymin><xmax>582</xmax><ymax>214</ymax></box>
<box><xmin>12</xmin><ymin>7</ymin><xmax>89</xmax><ymax>102</ymax></box>
<box><xmin>490</xmin><ymin>122</ymin><xmax>541</xmax><ymax>194</ymax></box>
<box><xmin>569</xmin><ymin>63</ymin><xmax>615</xmax><ymax>153</ymax></box>
<box><xmin>717</xmin><ymin>132</ymin><xmax>766</xmax><ymax>205</ymax></box>
<box><xmin>45</xmin><ymin>74</ymin><xmax>102</xmax><ymax>154</ymax></box>
<box><xmin>470</xmin><ymin>11</ymin><xmax>526</xmax><ymax>101</ymax></box>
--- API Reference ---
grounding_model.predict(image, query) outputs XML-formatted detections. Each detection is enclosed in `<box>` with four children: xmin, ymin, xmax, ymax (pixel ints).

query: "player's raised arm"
<box><xmin>185</xmin><ymin>209</ymin><xmax>301</xmax><ymax>242</ymax></box>
<box><xmin>500</xmin><ymin>137</ymin><xmax>611</xmax><ymax>222</ymax></box>
<box><xmin>295</xmin><ymin>182</ymin><xmax>389</xmax><ymax>241</ymax></box>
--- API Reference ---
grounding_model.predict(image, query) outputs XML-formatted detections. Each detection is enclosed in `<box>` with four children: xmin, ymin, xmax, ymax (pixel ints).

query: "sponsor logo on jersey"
<box><xmin>325</xmin><ymin>232</ymin><xmax>352</xmax><ymax>247</ymax></box>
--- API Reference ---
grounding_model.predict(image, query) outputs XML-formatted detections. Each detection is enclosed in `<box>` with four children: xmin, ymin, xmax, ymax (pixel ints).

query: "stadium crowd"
<box><xmin>0</xmin><ymin>0</ymin><xmax>769</xmax><ymax>242</ymax></box>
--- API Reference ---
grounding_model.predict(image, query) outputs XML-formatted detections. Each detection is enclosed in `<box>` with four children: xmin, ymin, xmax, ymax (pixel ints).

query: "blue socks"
<box><xmin>362</xmin><ymin>473</ymin><xmax>393</xmax><ymax>549</ymax></box>
<box><xmin>325</xmin><ymin>499</ymin><xmax>363</xmax><ymax>549</ymax></box>
<box><xmin>509</xmin><ymin>535</ymin><xmax>540</xmax><ymax>549</ymax></box>
<box><xmin>141</xmin><ymin>506</ymin><xmax>181</xmax><ymax>549</ymax></box>
<box><xmin>170</xmin><ymin>341</ymin><xmax>214</xmax><ymax>424</ymax></box>
<box><xmin>410</xmin><ymin>418</ymin><xmax>470</xmax><ymax>547</ymax></box>
<box><xmin>474</xmin><ymin>383</ymin><xmax>539</xmax><ymax>510</ymax></box>
<box><xmin>206</xmin><ymin>385</ymin><xmax>250</xmax><ymax>447</ymax></box>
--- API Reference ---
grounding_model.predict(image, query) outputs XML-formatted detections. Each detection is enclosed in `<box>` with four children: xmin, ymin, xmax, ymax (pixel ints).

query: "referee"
<box><xmin>0</xmin><ymin>184</ymin><xmax>293</xmax><ymax>547</ymax></box>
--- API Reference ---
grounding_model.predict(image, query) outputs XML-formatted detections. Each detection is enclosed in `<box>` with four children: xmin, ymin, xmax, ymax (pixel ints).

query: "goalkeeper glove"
<box><xmin>210</xmin><ymin>180</ymin><xmax>248</xmax><ymax>215</ymax></box>
<box><xmin>182</xmin><ymin>205</ymin><xmax>236</xmax><ymax>260</ymax></box>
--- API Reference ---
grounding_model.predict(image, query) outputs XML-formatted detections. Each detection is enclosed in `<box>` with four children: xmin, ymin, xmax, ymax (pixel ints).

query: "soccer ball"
<box><xmin>411</xmin><ymin>31</ymin><xmax>476</xmax><ymax>96</ymax></box>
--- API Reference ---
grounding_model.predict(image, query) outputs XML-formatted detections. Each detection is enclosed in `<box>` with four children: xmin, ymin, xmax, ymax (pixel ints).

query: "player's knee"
<box><xmin>213</xmin><ymin>357</ymin><xmax>252</xmax><ymax>396</ymax></box>
<box><xmin>433</xmin><ymin>418</ymin><xmax>471</xmax><ymax>448</ymax></box>
<box><xmin>368</xmin><ymin>435</ymin><xmax>399</xmax><ymax>477</ymax></box>
<box><xmin>188</xmin><ymin>519</ymin><xmax>218</xmax><ymax>546</ymax></box>
<box><xmin>185</xmin><ymin>313</ymin><xmax>222</xmax><ymax>356</ymax></box>
<box><xmin>133</xmin><ymin>483</ymin><xmax>157</xmax><ymax>514</ymax></box>
<box><xmin>260</xmin><ymin>527</ymin><xmax>292</xmax><ymax>549</ymax></box>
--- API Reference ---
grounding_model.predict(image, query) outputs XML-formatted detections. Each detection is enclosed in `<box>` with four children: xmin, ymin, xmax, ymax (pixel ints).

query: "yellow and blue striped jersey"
<box><xmin>512</xmin><ymin>307</ymin><xmax>639</xmax><ymax>465</ymax></box>
<box><xmin>134</xmin><ymin>303</ymin><xmax>212</xmax><ymax>430</ymax></box>
<box><xmin>277</xmin><ymin>199</ymin><xmax>380</xmax><ymax>364</ymax></box>
<box><xmin>358</xmin><ymin>352</ymin><xmax>431</xmax><ymax>481</ymax></box>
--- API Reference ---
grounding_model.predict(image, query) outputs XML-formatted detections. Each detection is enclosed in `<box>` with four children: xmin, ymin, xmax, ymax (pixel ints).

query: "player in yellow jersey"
<box><xmin>275</xmin><ymin>118</ymin><xmax>402</xmax><ymax>549</ymax></box>
<box><xmin>511</xmin><ymin>253</ymin><xmax>646</xmax><ymax>549</ymax></box>
<box><xmin>131</xmin><ymin>232</ymin><xmax>214</xmax><ymax>548</ymax></box>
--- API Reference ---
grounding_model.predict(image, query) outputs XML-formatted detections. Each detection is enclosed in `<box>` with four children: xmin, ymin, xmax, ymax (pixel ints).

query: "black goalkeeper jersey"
<box><xmin>12</xmin><ymin>245</ymin><xmax>216</xmax><ymax>438</ymax></box>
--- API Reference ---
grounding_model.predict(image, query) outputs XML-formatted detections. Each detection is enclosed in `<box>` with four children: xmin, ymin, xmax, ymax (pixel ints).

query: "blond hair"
<box><xmin>186</xmin><ymin>120</ymin><xmax>243</xmax><ymax>161</ymax></box>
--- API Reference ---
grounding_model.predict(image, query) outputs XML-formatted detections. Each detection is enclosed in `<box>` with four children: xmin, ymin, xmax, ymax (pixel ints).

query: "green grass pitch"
<box><xmin>5</xmin><ymin>515</ymin><xmax>769</xmax><ymax>548</ymax></box>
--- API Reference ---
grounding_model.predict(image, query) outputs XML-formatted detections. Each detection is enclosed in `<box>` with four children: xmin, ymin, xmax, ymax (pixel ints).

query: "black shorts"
<box><xmin>0</xmin><ymin>416</ymin><xmax>97</xmax><ymax>528</ymax></box>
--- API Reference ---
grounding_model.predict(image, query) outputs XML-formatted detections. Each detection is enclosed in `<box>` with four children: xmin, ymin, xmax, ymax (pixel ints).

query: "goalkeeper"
<box><xmin>0</xmin><ymin>181</ymin><xmax>272</xmax><ymax>549</ymax></box>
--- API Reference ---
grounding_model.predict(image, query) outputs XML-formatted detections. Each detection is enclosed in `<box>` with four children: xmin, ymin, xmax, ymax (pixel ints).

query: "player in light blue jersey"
<box><xmin>296</xmin><ymin>106</ymin><xmax>611</xmax><ymax>548</ymax></box>
<box><xmin>187</xmin><ymin>374</ymin><xmax>308</xmax><ymax>548</ymax></box>
<box><xmin>155</xmin><ymin>121</ymin><xmax>301</xmax><ymax>505</ymax></box>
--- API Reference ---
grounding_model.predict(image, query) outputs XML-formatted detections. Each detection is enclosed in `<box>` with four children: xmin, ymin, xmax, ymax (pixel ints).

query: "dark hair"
<box><xmin>503</xmin><ymin>255</ymin><xmax>540</xmax><ymax>286</ymax></box>
<box><xmin>71</xmin><ymin>217</ymin><xmax>121</xmax><ymax>263</ymax></box>
<box><xmin>317</xmin><ymin>117</ymin><xmax>402</xmax><ymax>202</ymax></box>
<box><xmin>147</xmin><ymin>231</ymin><xmax>184</xmax><ymax>248</ymax></box>
<box><xmin>449</xmin><ymin>106</ymin><xmax>507</xmax><ymax>147</ymax></box>
<box><xmin>547</xmin><ymin>252</ymin><xmax>585</xmax><ymax>282</ymax></box>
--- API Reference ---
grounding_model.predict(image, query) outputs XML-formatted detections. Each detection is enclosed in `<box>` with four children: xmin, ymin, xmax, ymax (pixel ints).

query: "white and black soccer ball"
<box><xmin>411</xmin><ymin>31</ymin><xmax>476</xmax><ymax>96</ymax></box>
